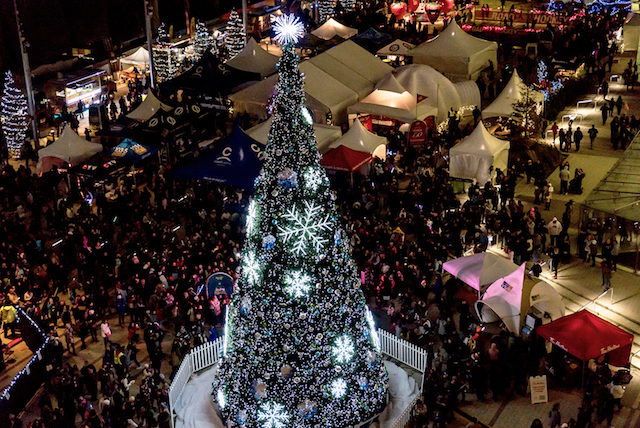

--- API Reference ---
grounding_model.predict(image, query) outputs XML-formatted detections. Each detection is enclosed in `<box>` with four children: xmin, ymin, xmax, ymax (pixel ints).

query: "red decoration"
<box><xmin>407</xmin><ymin>0</ymin><xmax>420</xmax><ymax>13</ymax></box>
<box><xmin>426</xmin><ymin>3</ymin><xmax>442</xmax><ymax>23</ymax></box>
<box><xmin>390</xmin><ymin>2</ymin><xmax>408</xmax><ymax>20</ymax></box>
<box><xmin>438</xmin><ymin>0</ymin><xmax>454</xmax><ymax>14</ymax></box>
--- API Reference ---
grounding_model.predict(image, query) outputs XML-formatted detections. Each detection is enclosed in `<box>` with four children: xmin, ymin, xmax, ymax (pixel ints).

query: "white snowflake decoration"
<box><xmin>246</xmin><ymin>200</ymin><xmax>257</xmax><ymax>234</ymax></box>
<box><xmin>284</xmin><ymin>270</ymin><xmax>313</xmax><ymax>298</ymax></box>
<box><xmin>257</xmin><ymin>402</ymin><xmax>289</xmax><ymax>428</ymax></box>
<box><xmin>242</xmin><ymin>250</ymin><xmax>261</xmax><ymax>286</ymax></box>
<box><xmin>273</xmin><ymin>14</ymin><xmax>305</xmax><ymax>45</ymax></box>
<box><xmin>304</xmin><ymin>167</ymin><xmax>324</xmax><ymax>191</ymax></box>
<box><xmin>365</xmin><ymin>309</ymin><xmax>381</xmax><ymax>351</ymax></box>
<box><xmin>332</xmin><ymin>335</ymin><xmax>354</xmax><ymax>363</ymax></box>
<box><xmin>331</xmin><ymin>378</ymin><xmax>347</xmax><ymax>398</ymax></box>
<box><xmin>277</xmin><ymin>201</ymin><xmax>332</xmax><ymax>255</ymax></box>
<box><xmin>217</xmin><ymin>389</ymin><xmax>226</xmax><ymax>409</ymax></box>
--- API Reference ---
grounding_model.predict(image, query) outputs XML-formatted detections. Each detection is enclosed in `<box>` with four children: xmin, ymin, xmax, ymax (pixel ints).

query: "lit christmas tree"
<box><xmin>1</xmin><ymin>71</ymin><xmax>28</xmax><ymax>159</ymax></box>
<box><xmin>213</xmin><ymin>15</ymin><xmax>388</xmax><ymax>428</ymax></box>
<box><xmin>318</xmin><ymin>0</ymin><xmax>337</xmax><ymax>23</ymax></box>
<box><xmin>512</xmin><ymin>86</ymin><xmax>538</xmax><ymax>136</ymax></box>
<box><xmin>342</xmin><ymin>0</ymin><xmax>356</xmax><ymax>10</ymax></box>
<box><xmin>153</xmin><ymin>23</ymin><xmax>178</xmax><ymax>83</ymax></box>
<box><xmin>225</xmin><ymin>9</ymin><xmax>246</xmax><ymax>61</ymax></box>
<box><xmin>193</xmin><ymin>20</ymin><xmax>210</xmax><ymax>60</ymax></box>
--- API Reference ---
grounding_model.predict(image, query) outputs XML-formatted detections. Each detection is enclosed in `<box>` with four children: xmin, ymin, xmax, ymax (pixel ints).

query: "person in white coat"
<box><xmin>547</xmin><ymin>217</ymin><xmax>563</xmax><ymax>247</ymax></box>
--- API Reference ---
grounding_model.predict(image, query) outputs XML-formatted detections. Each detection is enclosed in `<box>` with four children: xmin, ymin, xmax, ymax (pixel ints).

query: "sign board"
<box><xmin>206</xmin><ymin>272</ymin><xmax>235</xmax><ymax>299</ymax></box>
<box><xmin>529</xmin><ymin>375</ymin><xmax>548</xmax><ymax>404</ymax></box>
<box><xmin>408</xmin><ymin>120</ymin><xmax>427</xmax><ymax>149</ymax></box>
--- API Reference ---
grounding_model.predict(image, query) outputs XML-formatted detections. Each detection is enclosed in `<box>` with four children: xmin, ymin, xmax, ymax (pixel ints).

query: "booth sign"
<box><xmin>529</xmin><ymin>375</ymin><xmax>548</xmax><ymax>404</ymax></box>
<box><xmin>408</xmin><ymin>120</ymin><xmax>427</xmax><ymax>149</ymax></box>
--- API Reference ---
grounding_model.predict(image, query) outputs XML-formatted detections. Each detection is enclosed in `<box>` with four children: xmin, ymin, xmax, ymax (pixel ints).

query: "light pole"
<box><xmin>13</xmin><ymin>0</ymin><xmax>38</xmax><ymax>148</ymax></box>
<box><xmin>144</xmin><ymin>0</ymin><xmax>156</xmax><ymax>89</ymax></box>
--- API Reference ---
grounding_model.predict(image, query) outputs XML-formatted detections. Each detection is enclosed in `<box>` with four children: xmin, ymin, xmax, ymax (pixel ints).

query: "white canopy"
<box><xmin>226</xmin><ymin>38</ymin><xmax>279</xmax><ymax>78</ymax></box>
<box><xmin>442</xmin><ymin>251</ymin><xmax>519</xmax><ymax>293</ymax></box>
<box><xmin>246</xmin><ymin>117</ymin><xmax>343</xmax><ymax>152</ymax></box>
<box><xmin>453</xmin><ymin>81</ymin><xmax>482</xmax><ymax>111</ymax></box>
<box><xmin>347</xmin><ymin>88</ymin><xmax>437</xmax><ymax>124</ymax></box>
<box><xmin>308</xmin><ymin>54</ymin><xmax>373</xmax><ymax>99</ymax></box>
<box><xmin>324</xmin><ymin>41</ymin><xmax>393</xmax><ymax>84</ymax></box>
<box><xmin>37</xmin><ymin>126</ymin><xmax>103</xmax><ymax>167</ymax></box>
<box><xmin>120</xmin><ymin>47</ymin><xmax>150</xmax><ymax>68</ymax></box>
<box><xmin>311</xmin><ymin>18</ymin><xmax>358</xmax><ymax>40</ymax></box>
<box><xmin>475</xmin><ymin>264</ymin><xmax>526</xmax><ymax>335</ymax></box>
<box><xmin>388</xmin><ymin>65</ymin><xmax>462</xmax><ymax>123</ymax></box>
<box><xmin>377</xmin><ymin>39</ymin><xmax>415</xmax><ymax>56</ymax></box>
<box><xmin>624</xmin><ymin>12</ymin><xmax>640</xmax><ymax>51</ymax></box>
<box><xmin>449</xmin><ymin>122</ymin><xmax>510</xmax><ymax>185</ymax></box>
<box><xmin>326</xmin><ymin>119</ymin><xmax>387</xmax><ymax>159</ymax></box>
<box><xmin>407</xmin><ymin>21</ymin><xmax>497</xmax><ymax>82</ymax></box>
<box><xmin>481</xmin><ymin>69</ymin><xmax>545</xmax><ymax>119</ymax></box>
<box><xmin>127</xmin><ymin>92</ymin><xmax>173</xmax><ymax>121</ymax></box>
<box><xmin>529</xmin><ymin>281</ymin><xmax>565</xmax><ymax>322</ymax></box>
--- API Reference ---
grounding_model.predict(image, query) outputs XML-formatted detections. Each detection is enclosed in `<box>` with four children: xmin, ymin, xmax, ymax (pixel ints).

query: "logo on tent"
<box><xmin>600</xmin><ymin>344</ymin><xmax>620</xmax><ymax>354</ymax></box>
<box><xmin>501</xmin><ymin>281</ymin><xmax>513</xmax><ymax>292</ymax></box>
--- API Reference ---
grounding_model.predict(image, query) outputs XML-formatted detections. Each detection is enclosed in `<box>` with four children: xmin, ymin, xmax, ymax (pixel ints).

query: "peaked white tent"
<box><xmin>529</xmin><ymin>281</ymin><xmax>565</xmax><ymax>322</ymax></box>
<box><xmin>226</xmin><ymin>38</ymin><xmax>279</xmax><ymax>78</ymax></box>
<box><xmin>475</xmin><ymin>264</ymin><xmax>527</xmax><ymax>336</ymax></box>
<box><xmin>127</xmin><ymin>92</ymin><xmax>173</xmax><ymax>121</ymax></box>
<box><xmin>324</xmin><ymin>41</ymin><xmax>393</xmax><ymax>84</ymax></box>
<box><xmin>377</xmin><ymin>39</ymin><xmax>415</xmax><ymax>57</ymax></box>
<box><xmin>308</xmin><ymin>54</ymin><xmax>374</xmax><ymax>99</ymax></box>
<box><xmin>481</xmin><ymin>69</ymin><xmax>545</xmax><ymax>119</ymax></box>
<box><xmin>37</xmin><ymin>126</ymin><xmax>103</xmax><ymax>172</ymax></box>
<box><xmin>246</xmin><ymin>117</ymin><xmax>342</xmax><ymax>152</ymax></box>
<box><xmin>443</xmin><ymin>251</ymin><xmax>519</xmax><ymax>294</ymax></box>
<box><xmin>327</xmin><ymin>119</ymin><xmax>388</xmax><ymax>159</ymax></box>
<box><xmin>407</xmin><ymin>21</ymin><xmax>497</xmax><ymax>81</ymax></box>
<box><xmin>347</xmin><ymin>87</ymin><xmax>437</xmax><ymax>124</ymax></box>
<box><xmin>449</xmin><ymin>122</ymin><xmax>511</xmax><ymax>185</ymax></box>
<box><xmin>624</xmin><ymin>13</ymin><xmax>640</xmax><ymax>52</ymax></box>
<box><xmin>312</xmin><ymin>18</ymin><xmax>358</xmax><ymax>40</ymax></box>
<box><xmin>120</xmin><ymin>47</ymin><xmax>150</xmax><ymax>68</ymax></box>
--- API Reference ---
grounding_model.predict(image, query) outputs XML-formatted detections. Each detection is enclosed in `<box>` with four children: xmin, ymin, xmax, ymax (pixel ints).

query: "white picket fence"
<box><xmin>168</xmin><ymin>329</ymin><xmax>428</xmax><ymax>428</ymax></box>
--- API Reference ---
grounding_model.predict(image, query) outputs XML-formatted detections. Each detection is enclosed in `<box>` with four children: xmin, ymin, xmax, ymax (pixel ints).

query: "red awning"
<box><xmin>536</xmin><ymin>310</ymin><xmax>634</xmax><ymax>367</ymax></box>
<box><xmin>320</xmin><ymin>145</ymin><xmax>373</xmax><ymax>173</ymax></box>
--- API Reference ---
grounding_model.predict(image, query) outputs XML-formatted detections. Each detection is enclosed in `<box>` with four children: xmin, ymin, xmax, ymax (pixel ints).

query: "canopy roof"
<box><xmin>453</xmin><ymin>80</ymin><xmax>482</xmax><ymax>111</ymax></box>
<box><xmin>325</xmin><ymin>41</ymin><xmax>393</xmax><ymax>84</ymax></box>
<box><xmin>475</xmin><ymin>264</ymin><xmax>526</xmax><ymax>335</ymax></box>
<box><xmin>536</xmin><ymin>310</ymin><xmax>634</xmax><ymax>366</ymax></box>
<box><xmin>308</xmin><ymin>54</ymin><xmax>374</xmax><ymax>99</ymax></box>
<box><xmin>120</xmin><ymin>47</ymin><xmax>150</xmax><ymax>68</ymax></box>
<box><xmin>327</xmin><ymin>119</ymin><xmax>387</xmax><ymax>159</ymax></box>
<box><xmin>377</xmin><ymin>39</ymin><xmax>415</xmax><ymax>56</ymax></box>
<box><xmin>174</xmin><ymin>125</ymin><xmax>264</xmax><ymax>191</ymax></box>
<box><xmin>347</xmin><ymin>88</ymin><xmax>437</xmax><ymax>124</ymax></box>
<box><xmin>320</xmin><ymin>145</ymin><xmax>373</xmax><ymax>172</ymax></box>
<box><xmin>529</xmin><ymin>281</ymin><xmax>565</xmax><ymax>321</ymax></box>
<box><xmin>408</xmin><ymin>21</ymin><xmax>497</xmax><ymax>81</ymax></box>
<box><xmin>449</xmin><ymin>122</ymin><xmax>511</xmax><ymax>185</ymax></box>
<box><xmin>126</xmin><ymin>92</ymin><xmax>173</xmax><ymax>121</ymax></box>
<box><xmin>226</xmin><ymin>38</ymin><xmax>279</xmax><ymax>78</ymax></box>
<box><xmin>312</xmin><ymin>18</ymin><xmax>358</xmax><ymax>40</ymax></box>
<box><xmin>108</xmin><ymin>138</ymin><xmax>158</xmax><ymax>164</ymax></box>
<box><xmin>443</xmin><ymin>251</ymin><xmax>519</xmax><ymax>292</ymax></box>
<box><xmin>38</xmin><ymin>126</ymin><xmax>103</xmax><ymax>167</ymax></box>
<box><xmin>482</xmin><ymin>69</ymin><xmax>545</xmax><ymax>119</ymax></box>
<box><xmin>353</xmin><ymin>27</ymin><xmax>393</xmax><ymax>45</ymax></box>
<box><xmin>623</xmin><ymin>13</ymin><xmax>640</xmax><ymax>51</ymax></box>
<box><xmin>245</xmin><ymin>117</ymin><xmax>342</xmax><ymax>152</ymax></box>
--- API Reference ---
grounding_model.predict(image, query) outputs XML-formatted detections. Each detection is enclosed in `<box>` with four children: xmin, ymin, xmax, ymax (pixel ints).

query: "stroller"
<box><xmin>568</xmin><ymin>168</ymin><xmax>585</xmax><ymax>194</ymax></box>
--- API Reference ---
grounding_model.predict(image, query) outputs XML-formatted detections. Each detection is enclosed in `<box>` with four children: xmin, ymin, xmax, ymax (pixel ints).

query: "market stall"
<box><xmin>481</xmin><ymin>69</ymin><xmax>544</xmax><ymax>119</ymax></box>
<box><xmin>443</xmin><ymin>251</ymin><xmax>519</xmax><ymax>295</ymax></box>
<box><xmin>325</xmin><ymin>119</ymin><xmax>388</xmax><ymax>159</ymax></box>
<box><xmin>226</xmin><ymin>38</ymin><xmax>280</xmax><ymax>78</ymax></box>
<box><xmin>37</xmin><ymin>126</ymin><xmax>104</xmax><ymax>174</ymax></box>
<box><xmin>245</xmin><ymin>117</ymin><xmax>342</xmax><ymax>152</ymax></box>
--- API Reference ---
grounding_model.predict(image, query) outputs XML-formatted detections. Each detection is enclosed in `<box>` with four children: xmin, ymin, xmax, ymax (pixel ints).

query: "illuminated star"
<box><xmin>273</xmin><ymin>14</ymin><xmax>305</xmax><ymax>45</ymax></box>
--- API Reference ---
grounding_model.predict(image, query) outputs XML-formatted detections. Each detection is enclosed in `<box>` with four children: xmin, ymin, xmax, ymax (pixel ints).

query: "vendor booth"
<box><xmin>449</xmin><ymin>122</ymin><xmax>511</xmax><ymax>185</ymax></box>
<box><xmin>127</xmin><ymin>92</ymin><xmax>173</xmax><ymax>121</ymax></box>
<box><xmin>311</xmin><ymin>18</ymin><xmax>358</xmax><ymax>40</ymax></box>
<box><xmin>481</xmin><ymin>69</ymin><xmax>544</xmax><ymax>119</ymax></box>
<box><xmin>623</xmin><ymin>12</ymin><xmax>640</xmax><ymax>52</ymax></box>
<box><xmin>108</xmin><ymin>139</ymin><xmax>159</xmax><ymax>164</ymax></box>
<box><xmin>246</xmin><ymin>117</ymin><xmax>342</xmax><ymax>151</ymax></box>
<box><xmin>37</xmin><ymin>126</ymin><xmax>104</xmax><ymax>174</ymax></box>
<box><xmin>376</xmin><ymin>39</ymin><xmax>415</xmax><ymax>63</ymax></box>
<box><xmin>443</xmin><ymin>251</ymin><xmax>519</xmax><ymax>296</ymax></box>
<box><xmin>320</xmin><ymin>145</ymin><xmax>373</xmax><ymax>173</ymax></box>
<box><xmin>325</xmin><ymin>119</ymin><xmax>388</xmax><ymax>159</ymax></box>
<box><xmin>226</xmin><ymin>38</ymin><xmax>280</xmax><ymax>78</ymax></box>
<box><xmin>120</xmin><ymin>47</ymin><xmax>150</xmax><ymax>69</ymax></box>
<box><xmin>529</xmin><ymin>281</ymin><xmax>565</xmax><ymax>323</ymax></box>
<box><xmin>351</xmin><ymin>28</ymin><xmax>393</xmax><ymax>53</ymax></box>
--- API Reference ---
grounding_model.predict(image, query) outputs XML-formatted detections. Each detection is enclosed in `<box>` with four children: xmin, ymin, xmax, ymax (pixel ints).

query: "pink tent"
<box><xmin>475</xmin><ymin>264</ymin><xmax>526</xmax><ymax>335</ymax></box>
<box><xmin>443</xmin><ymin>252</ymin><xmax>519</xmax><ymax>293</ymax></box>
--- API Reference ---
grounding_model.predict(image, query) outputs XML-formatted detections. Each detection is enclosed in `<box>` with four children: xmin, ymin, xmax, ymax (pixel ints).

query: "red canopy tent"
<box><xmin>320</xmin><ymin>145</ymin><xmax>373</xmax><ymax>172</ymax></box>
<box><xmin>536</xmin><ymin>310</ymin><xmax>634</xmax><ymax>367</ymax></box>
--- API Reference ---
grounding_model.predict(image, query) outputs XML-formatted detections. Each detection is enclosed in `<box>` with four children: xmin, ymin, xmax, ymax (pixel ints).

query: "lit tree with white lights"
<box><xmin>512</xmin><ymin>86</ymin><xmax>538</xmax><ymax>136</ymax></box>
<box><xmin>193</xmin><ymin>20</ymin><xmax>210</xmax><ymax>60</ymax></box>
<box><xmin>1</xmin><ymin>71</ymin><xmax>28</xmax><ymax>159</ymax></box>
<box><xmin>225</xmin><ymin>9</ymin><xmax>246</xmax><ymax>61</ymax></box>
<box><xmin>213</xmin><ymin>15</ymin><xmax>388</xmax><ymax>428</ymax></box>
<box><xmin>153</xmin><ymin>23</ymin><xmax>178</xmax><ymax>83</ymax></box>
<box><xmin>318</xmin><ymin>0</ymin><xmax>337</xmax><ymax>23</ymax></box>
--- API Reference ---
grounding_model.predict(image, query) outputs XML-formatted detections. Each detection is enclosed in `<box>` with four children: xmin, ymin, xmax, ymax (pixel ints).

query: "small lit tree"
<box><xmin>512</xmin><ymin>86</ymin><xmax>538</xmax><ymax>136</ymax></box>
<box><xmin>225</xmin><ymin>10</ymin><xmax>246</xmax><ymax>61</ymax></box>
<box><xmin>193</xmin><ymin>20</ymin><xmax>210</xmax><ymax>60</ymax></box>
<box><xmin>153</xmin><ymin>23</ymin><xmax>179</xmax><ymax>82</ymax></box>
<box><xmin>1</xmin><ymin>71</ymin><xmax>28</xmax><ymax>159</ymax></box>
<box><xmin>318</xmin><ymin>0</ymin><xmax>336</xmax><ymax>23</ymax></box>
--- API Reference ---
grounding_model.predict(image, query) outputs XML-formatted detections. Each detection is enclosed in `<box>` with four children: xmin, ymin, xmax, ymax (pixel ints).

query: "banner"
<box><xmin>408</xmin><ymin>120</ymin><xmax>427</xmax><ymax>149</ymax></box>
<box><xmin>478</xmin><ymin>10</ymin><xmax>563</xmax><ymax>26</ymax></box>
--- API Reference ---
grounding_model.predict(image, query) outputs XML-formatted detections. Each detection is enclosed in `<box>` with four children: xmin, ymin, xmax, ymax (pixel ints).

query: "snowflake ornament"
<box><xmin>273</xmin><ymin>14</ymin><xmax>305</xmax><ymax>45</ymax></box>
<box><xmin>332</xmin><ymin>335</ymin><xmax>354</xmax><ymax>363</ymax></box>
<box><xmin>277</xmin><ymin>201</ymin><xmax>332</xmax><ymax>255</ymax></box>
<box><xmin>304</xmin><ymin>167</ymin><xmax>324</xmax><ymax>191</ymax></box>
<box><xmin>242</xmin><ymin>250</ymin><xmax>261</xmax><ymax>286</ymax></box>
<box><xmin>217</xmin><ymin>389</ymin><xmax>226</xmax><ymax>409</ymax></box>
<box><xmin>246</xmin><ymin>200</ymin><xmax>257</xmax><ymax>234</ymax></box>
<box><xmin>257</xmin><ymin>402</ymin><xmax>289</xmax><ymax>428</ymax></box>
<box><xmin>284</xmin><ymin>270</ymin><xmax>313</xmax><ymax>298</ymax></box>
<box><xmin>331</xmin><ymin>378</ymin><xmax>347</xmax><ymax>398</ymax></box>
<box><xmin>365</xmin><ymin>309</ymin><xmax>381</xmax><ymax>351</ymax></box>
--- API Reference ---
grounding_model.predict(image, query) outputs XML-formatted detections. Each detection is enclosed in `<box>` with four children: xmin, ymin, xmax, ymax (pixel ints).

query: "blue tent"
<box><xmin>174</xmin><ymin>125</ymin><xmax>264</xmax><ymax>191</ymax></box>
<box><xmin>352</xmin><ymin>27</ymin><xmax>392</xmax><ymax>44</ymax></box>
<box><xmin>108</xmin><ymin>138</ymin><xmax>159</xmax><ymax>164</ymax></box>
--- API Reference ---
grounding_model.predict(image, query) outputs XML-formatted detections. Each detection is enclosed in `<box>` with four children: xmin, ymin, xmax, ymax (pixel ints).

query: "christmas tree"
<box><xmin>193</xmin><ymin>20</ymin><xmax>210</xmax><ymax>60</ymax></box>
<box><xmin>1</xmin><ymin>71</ymin><xmax>28</xmax><ymax>159</ymax></box>
<box><xmin>512</xmin><ymin>86</ymin><xmax>538</xmax><ymax>136</ymax></box>
<box><xmin>153</xmin><ymin>23</ymin><xmax>178</xmax><ymax>83</ymax></box>
<box><xmin>342</xmin><ymin>0</ymin><xmax>356</xmax><ymax>11</ymax></box>
<box><xmin>225</xmin><ymin>9</ymin><xmax>246</xmax><ymax>61</ymax></box>
<box><xmin>213</xmin><ymin>15</ymin><xmax>388</xmax><ymax>428</ymax></box>
<box><xmin>318</xmin><ymin>0</ymin><xmax>337</xmax><ymax>23</ymax></box>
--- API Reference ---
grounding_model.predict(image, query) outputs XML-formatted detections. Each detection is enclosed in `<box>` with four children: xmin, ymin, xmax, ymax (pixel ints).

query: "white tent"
<box><xmin>308</xmin><ymin>54</ymin><xmax>374</xmax><ymax>99</ymax></box>
<box><xmin>624</xmin><ymin>12</ymin><xmax>640</xmax><ymax>52</ymax></box>
<box><xmin>474</xmin><ymin>264</ymin><xmax>526</xmax><ymax>336</ymax></box>
<box><xmin>453</xmin><ymin>81</ymin><xmax>482</xmax><ymax>111</ymax></box>
<box><xmin>226</xmin><ymin>38</ymin><xmax>279</xmax><ymax>78</ymax></box>
<box><xmin>449</xmin><ymin>122</ymin><xmax>510</xmax><ymax>185</ymax></box>
<box><xmin>326</xmin><ymin>119</ymin><xmax>387</xmax><ymax>159</ymax></box>
<box><xmin>311</xmin><ymin>18</ymin><xmax>358</xmax><ymax>40</ymax></box>
<box><xmin>120</xmin><ymin>47</ymin><xmax>150</xmax><ymax>68</ymax></box>
<box><xmin>127</xmin><ymin>92</ymin><xmax>173</xmax><ymax>121</ymax></box>
<box><xmin>246</xmin><ymin>117</ymin><xmax>343</xmax><ymax>152</ymax></box>
<box><xmin>37</xmin><ymin>126</ymin><xmax>103</xmax><ymax>170</ymax></box>
<box><xmin>529</xmin><ymin>281</ymin><xmax>565</xmax><ymax>322</ymax></box>
<box><xmin>347</xmin><ymin>88</ymin><xmax>437</xmax><ymax>124</ymax></box>
<box><xmin>324</xmin><ymin>41</ymin><xmax>393</xmax><ymax>84</ymax></box>
<box><xmin>442</xmin><ymin>251</ymin><xmax>519</xmax><ymax>294</ymax></box>
<box><xmin>377</xmin><ymin>39</ymin><xmax>415</xmax><ymax>57</ymax></box>
<box><xmin>407</xmin><ymin>21</ymin><xmax>497</xmax><ymax>82</ymax></box>
<box><xmin>481</xmin><ymin>69</ymin><xmax>545</xmax><ymax>119</ymax></box>
<box><xmin>387</xmin><ymin>65</ymin><xmax>462</xmax><ymax>123</ymax></box>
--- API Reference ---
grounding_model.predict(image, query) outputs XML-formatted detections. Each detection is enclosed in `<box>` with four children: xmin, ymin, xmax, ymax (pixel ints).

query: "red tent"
<box><xmin>320</xmin><ymin>145</ymin><xmax>373</xmax><ymax>172</ymax></box>
<box><xmin>536</xmin><ymin>310</ymin><xmax>634</xmax><ymax>367</ymax></box>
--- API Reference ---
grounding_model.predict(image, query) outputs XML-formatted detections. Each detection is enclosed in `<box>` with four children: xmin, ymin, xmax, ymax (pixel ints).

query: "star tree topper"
<box><xmin>273</xmin><ymin>14</ymin><xmax>305</xmax><ymax>45</ymax></box>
